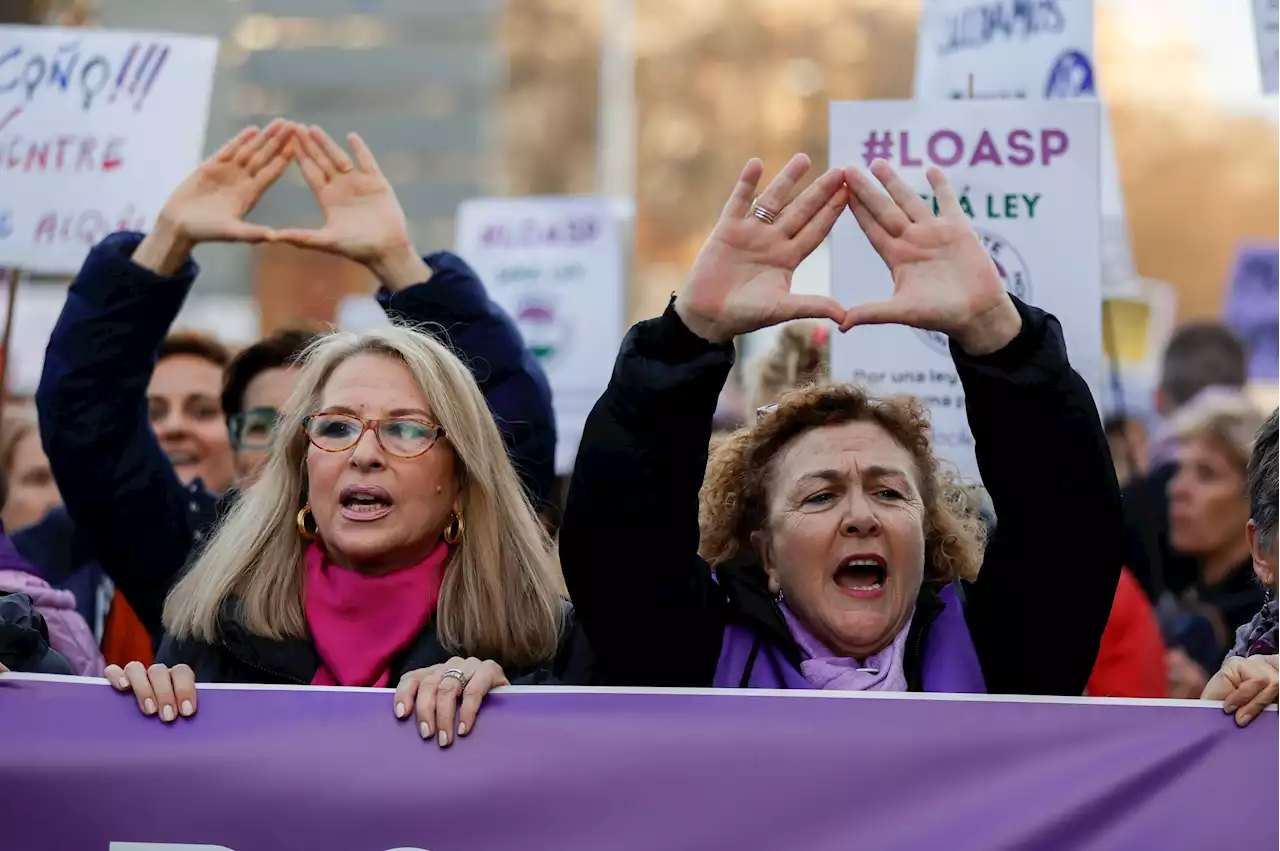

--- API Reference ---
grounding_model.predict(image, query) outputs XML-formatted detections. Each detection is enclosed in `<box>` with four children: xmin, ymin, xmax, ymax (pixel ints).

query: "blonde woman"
<box><xmin>1162</xmin><ymin>392</ymin><xmax>1269</xmax><ymax>696</ymax></box>
<box><xmin>106</xmin><ymin>325</ymin><xmax>572</xmax><ymax>747</ymax></box>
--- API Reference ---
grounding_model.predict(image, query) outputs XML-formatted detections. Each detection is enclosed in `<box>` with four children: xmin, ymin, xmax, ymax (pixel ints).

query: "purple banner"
<box><xmin>1223</xmin><ymin>245</ymin><xmax>1279</xmax><ymax>381</ymax></box>
<box><xmin>0</xmin><ymin>677</ymin><xmax>1275</xmax><ymax>850</ymax></box>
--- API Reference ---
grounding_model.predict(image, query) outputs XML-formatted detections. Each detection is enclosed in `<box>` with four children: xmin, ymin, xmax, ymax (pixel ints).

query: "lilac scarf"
<box><xmin>1226</xmin><ymin>597</ymin><xmax>1278</xmax><ymax>660</ymax></box>
<box><xmin>780</xmin><ymin>601</ymin><xmax>914</xmax><ymax>691</ymax></box>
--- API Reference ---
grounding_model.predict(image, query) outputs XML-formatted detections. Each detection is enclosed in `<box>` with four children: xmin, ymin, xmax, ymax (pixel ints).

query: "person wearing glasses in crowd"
<box><xmin>560</xmin><ymin>155</ymin><xmax>1123</xmax><ymax>696</ymax></box>
<box><xmin>34</xmin><ymin>120</ymin><xmax>556</xmax><ymax>660</ymax></box>
<box><xmin>222</xmin><ymin>328</ymin><xmax>323</xmax><ymax>483</ymax></box>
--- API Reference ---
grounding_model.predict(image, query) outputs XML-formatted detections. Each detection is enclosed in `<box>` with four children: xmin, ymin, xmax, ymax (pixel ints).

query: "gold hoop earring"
<box><xmin>297</xmin><ymin>504</ymin><xmax>318</xmax><ymax>541</ymax></box>
<box><xmin>444</xmin><ymin>511</ymin><xmax>464</xmax><ymax>545</ymax></box>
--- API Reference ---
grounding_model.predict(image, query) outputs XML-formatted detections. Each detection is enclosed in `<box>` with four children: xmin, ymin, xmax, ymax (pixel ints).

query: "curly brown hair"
<box><xmin>699</xmin><ymin>383</ymin><xmax>987</xmax><ymax>586</ymax></box>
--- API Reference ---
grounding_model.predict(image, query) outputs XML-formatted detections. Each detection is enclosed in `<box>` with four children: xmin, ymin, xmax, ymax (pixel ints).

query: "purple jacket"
<box><xmin>713</xmin><ymin>584</ymin><xmax>986</xmax><ymax>692</ymax></box>
<box><xmin>0</xmin><ymin>516</ymin><xmax>102</xmax><ymax>675</ymax></box>
<box><xmin>0</xmin><ymin>533</ymin><xmax>103</xmax><ymax>677</ymax></box>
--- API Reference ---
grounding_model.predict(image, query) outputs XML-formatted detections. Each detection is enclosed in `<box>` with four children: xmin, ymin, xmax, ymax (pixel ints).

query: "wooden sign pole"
<box><xmin>0</xmin><ymin>267</ymin><xmax>20</xmax><ymax>417</ymax></box>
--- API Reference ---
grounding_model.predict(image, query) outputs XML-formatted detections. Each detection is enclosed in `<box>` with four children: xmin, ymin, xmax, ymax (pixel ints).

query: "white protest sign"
<box><xmin>829</xmin><ymin>100</ymin><xmax>1101</xmax><ymax>483</ymax></box>
<box><xmin>455</xmin><ymin>197</ymin><xmax>624</xmax><ymax>475</ymax></box>
<box><xmin>913</xmin><ymin>0</ymin><xmax>1132</xmax><ymax>294</ymax></box>
<box><xmin>0</xmin><ymin>25</ymin><xmax>217</xmax><ymax>273</ymax></box>
<box><xmin>1255</xmin><ymin>0</ymin><xmax>1279</xmax><ymax>94</ymax></box>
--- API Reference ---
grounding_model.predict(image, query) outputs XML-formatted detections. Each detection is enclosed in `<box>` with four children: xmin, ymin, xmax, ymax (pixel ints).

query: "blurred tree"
<box><xmin>501</xmin><ymin>0</ymin><xmax>918</xmax><ymax>321</ymax></box>
<box><xmin>501</xmin><ymin>0</ymin><xmax>601</xmax><ymax>197</ymax></box>
<box><xmin>629</xmin><ymin>0</ymin><xmax>917</xmax><ymax>320</ymax></box>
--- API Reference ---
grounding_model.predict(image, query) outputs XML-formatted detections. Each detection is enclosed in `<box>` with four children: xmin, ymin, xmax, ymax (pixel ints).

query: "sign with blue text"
<box><xmin>0</xmin><ymin>25</ymin><xmax>217</xmax><ymax>273</ymax></box>
<box><xmin>913</xmin><ymin>0</ymin><xmax>1132</xmax><ymax>294</ymax></box>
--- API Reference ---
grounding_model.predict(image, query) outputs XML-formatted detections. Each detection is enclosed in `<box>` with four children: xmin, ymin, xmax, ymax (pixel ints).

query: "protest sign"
<box><xmin>913</xmin><ymin>0</ymin><xmax>1133</xmax><ymax>295</ymax></box>
<box><xmin>0</xmin><ymin>25</ymin><xmax>217</xmax><ymax>274</ymax></box>
<box><xmin>829</xmin><ymin>100</ymin><xmax>1102</xmax><ymax>483</ymax></box>
<box><xmin>1255</xmin><ymin>0</ymin><xmax>1279</xmax><ymax>94</ymax></box>
<box><xmin>0</xmin><ymin>676</ymin><xmax>1274</xmax><ymax>851</ymax></box>
<box><xmin>1223</xmin><ymin>245</ymin><xmax>1279</xmax><ymax>381</ymax></box>
<box><xmin>456</xmin><ymin>197</ymin><xmax>624</xmax><ymax>474</ymax></box>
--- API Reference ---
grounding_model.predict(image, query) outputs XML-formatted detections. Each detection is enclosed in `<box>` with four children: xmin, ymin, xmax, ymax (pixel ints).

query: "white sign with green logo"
<box><xmin>455</xmin><ymin>197</ymin><xmax>625</xmax><ymax>475</ymax></box>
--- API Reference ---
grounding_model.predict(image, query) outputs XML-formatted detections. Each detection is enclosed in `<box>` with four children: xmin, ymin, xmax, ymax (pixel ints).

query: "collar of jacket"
<box><xmin>212</xmin><ymin>595</ymin><xmax>578</xmax><ymax>685</ymax></box>
<box><xmin>214</xmin><ymin>596</ymin><xmax>451</xmax><ymax>686</ymax></box>
<box><xmin>716</xmin><ymin>553</ymin><xmax>950</xmax><ymax>689</ymax></box>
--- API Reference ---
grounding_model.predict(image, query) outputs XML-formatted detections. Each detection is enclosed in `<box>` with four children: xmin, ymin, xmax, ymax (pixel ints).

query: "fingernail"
<box><xmin>458</xmin><ymin>722</ymin><xmax>468</xmax><ymax>737</ymax></box>
<box><xmin>180</xmin><ymin>700</ymin><xmax>193</xmax><ymax>717</ymax></box>
<box><xmin>419</xmin><ymin>722</ymin><xmax>431</xmax><ymax>740</ymax></box>
<box><xmin>395</xmin><ymin>702</ymin><xmax>406</xmax><ymax>719</ymax></box>
<box><xmin>117</xmin><ymin>677</ymin><xmax>129</xmax><ymax>689</ymax></box>
<box><xmin>161</xmin><ymin>705</ymin><xmax>175</xmax><ymax>722</ymax></box>
<box><xmin>437</xmin><ymin>730</ymin><xmax>449</xmax><ymax>747</ymax></box>
<box><xmin>144</xmin><ymin>698</ymin><xmax>157</xmax><ymax>715</ymax></box>
<box><xmin>1223</xmin><ymin>703</ymin><xmax>1236</xmax><ymax>714</ymax></box>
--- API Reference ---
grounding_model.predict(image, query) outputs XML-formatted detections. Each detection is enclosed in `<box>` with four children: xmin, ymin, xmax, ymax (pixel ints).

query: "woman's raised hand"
<box><xmin>394</xmin><ymin>656</ymin><xmax>510</xmax><ymax>748</ymax></box>
<box><xmin>271</xmin><ymin>125</ymin><xmax>428</xmax><ymax>288</ymax></box>
<box><xmin>156</xmin><ymin>120</ymin><xmax>293</xmax><ymax>246</ymax></box>
<box><xmin>842</xmin><ymin>160</ymin><xmax>1022</xmax><ymax>356</ymax></box>
<box><xmin>1202</xmin><ymin>653</ymin><xmax>1278</xmax><ymax>727</ymax></box>
<box><xmin>674</xmin><ymin>154</ymin><xmax>851</xmax><ymax>345</ymax></box>
<box><xmin>105</xmin><ymin>661</ymin><xmax>197</xmax><ymax>722</ymax></box>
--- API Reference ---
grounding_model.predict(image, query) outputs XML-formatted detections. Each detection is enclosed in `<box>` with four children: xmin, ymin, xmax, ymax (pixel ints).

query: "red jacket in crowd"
<box><xmin>1087</xmin><ymin>567</ymin><xmax>1168</xmax><ymax>698</ymax></box>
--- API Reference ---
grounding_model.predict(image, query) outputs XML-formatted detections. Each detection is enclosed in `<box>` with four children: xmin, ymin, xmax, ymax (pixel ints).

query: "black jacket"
<box><xmin>156</xmin><ymin>600</ymin><xmax>593</xmax><ymax>686</ymax></box>
<box><xmin>0</xmin><ymin>592</ymin><xmax>74</xmax><ymax>675</ymax></box>
<box><xmin>560</xmin><ymin>297</ymin><xmax>1125</xmax><ymax>695</ymax></box>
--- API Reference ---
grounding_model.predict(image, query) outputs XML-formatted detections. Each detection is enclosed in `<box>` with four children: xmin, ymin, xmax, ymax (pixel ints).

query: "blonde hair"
<box><xmin>163</xmin><ymin>324</ymin><xmax>565</xmax><ymax>669</ymax></box>
<box><xmin>750</xmin><ymin>322</ymin><xmax>830</xmax><ymax>411</ymax></box>
<box><xmin>700</xmin><ymin>384</ymin><xmax>987</xmax><ymax>585</ymax></box>
<box><xmin>1171</xmin><ymin>390</ymin><xmax>1265</xmax><ymax>471</ymax></box>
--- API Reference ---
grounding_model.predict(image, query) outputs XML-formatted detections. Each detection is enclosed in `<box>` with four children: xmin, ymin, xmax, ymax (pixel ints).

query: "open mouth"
<box><xmin>339</xmin><ymin>485</ymin><xmax>394</xmax><ymax>520</ymax></box>
<box><xmin>166</xmin><ymin>451</ymin><xmax>201</xmax><ymax>467</ymax></box>
<box><xmin>834</xmin><ymin>555</ymin><xmax>888</xmax><ymax>596</ymax></box>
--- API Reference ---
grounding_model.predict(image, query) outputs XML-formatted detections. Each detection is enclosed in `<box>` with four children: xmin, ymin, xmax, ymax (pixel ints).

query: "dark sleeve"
<box><xmin>558</xmin><ymin>301</ymin><xmax>731</xmax><ymax>686</ymax></box>
<box><xmin>956</xmin><ymin>297</ymin><xmax>1124</xmax><ymax>696</ymax></box>
<box><xmin>34</xmin><ymin>232</ymin><xmax>201</xmax><ymax>636</ymax></box>
<box><xmin>378</xmin><ymin>251</ymin><xmax>556</xmax><ymax>509</ymax></box>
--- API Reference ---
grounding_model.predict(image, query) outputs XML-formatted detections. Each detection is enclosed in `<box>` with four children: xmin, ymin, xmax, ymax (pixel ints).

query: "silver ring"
<box><xmin>750</xmin><ymin>202</ymin><xmax>778</xmax><ymax>224</ymax></box>
<box><xmin>441</xmin><ymin>668</ymin><xmax>468</xmax><ymax>688</ymax></box>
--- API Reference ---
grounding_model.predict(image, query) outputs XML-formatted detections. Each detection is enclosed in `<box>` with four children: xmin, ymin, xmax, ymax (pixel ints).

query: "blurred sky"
<box><xmin>1115</xmin><ymin>0</ymin><xmax>1277</xmax><ymax>115</ymax></box>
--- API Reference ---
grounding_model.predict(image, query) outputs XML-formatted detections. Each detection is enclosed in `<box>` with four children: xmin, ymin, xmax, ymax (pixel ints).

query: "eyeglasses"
<box><xmin>228</xmin><ymin>408</ymin><xmax>280</xmax><ymax>450</ymax></box>
<box><xmin>302</xmin><ymin>412</ymin><xmax>445</xmax><ymax>459</ymax></box>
